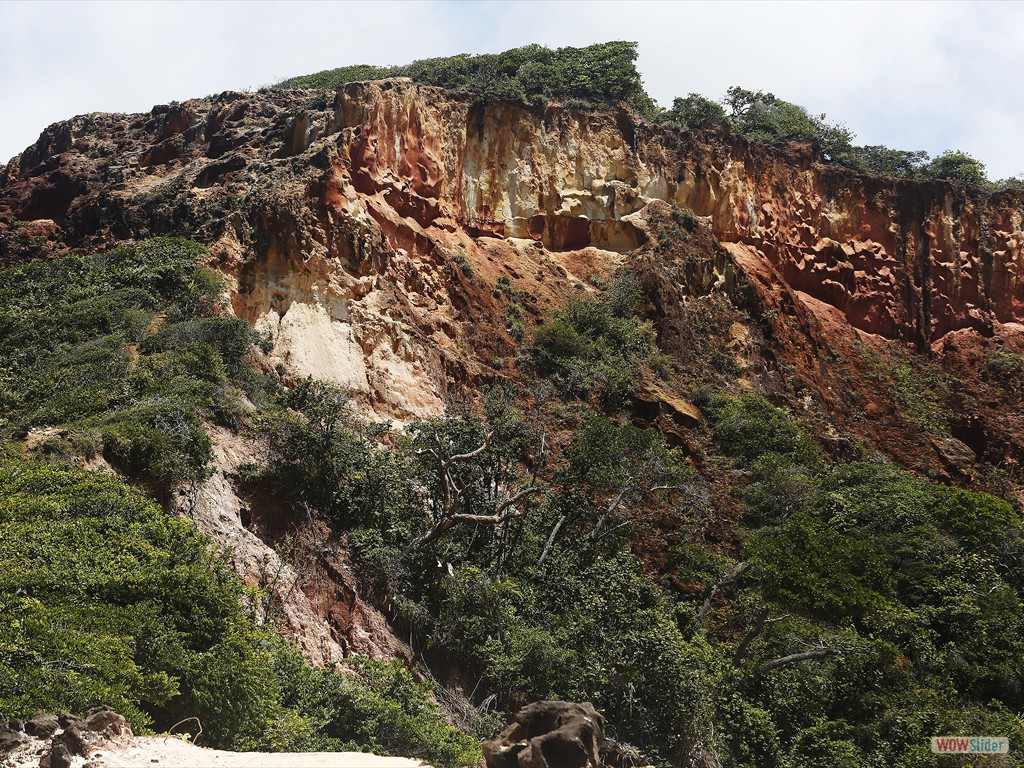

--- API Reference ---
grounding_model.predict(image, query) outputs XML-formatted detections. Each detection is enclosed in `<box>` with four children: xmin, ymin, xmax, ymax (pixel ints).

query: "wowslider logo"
<box><xmin>931</xmin><ymin>736</ymin><xmax>1009</xmax><ymax>754</ymax></box>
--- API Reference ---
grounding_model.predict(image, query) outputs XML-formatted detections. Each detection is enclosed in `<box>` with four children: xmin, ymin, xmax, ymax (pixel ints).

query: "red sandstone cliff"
<box><xmin>2</xmin><ymin>79</ymin><xmax>1022</xmax><ymax>657</ymax></box>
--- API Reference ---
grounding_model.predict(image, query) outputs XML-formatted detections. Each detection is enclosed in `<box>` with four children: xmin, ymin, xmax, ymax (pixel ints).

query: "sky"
<box><xmin>1</xmin><ymin>0</ymin><xmax>1022</xmax><ymax>178</ymax></box>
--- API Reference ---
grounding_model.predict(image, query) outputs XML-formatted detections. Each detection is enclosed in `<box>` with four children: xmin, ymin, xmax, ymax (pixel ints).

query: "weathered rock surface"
<box><xmin>51</xmin><ymin>725</ymin><xmax>87</xmax><ymax>757</ymax></box>
<box><xmin>0</xmin><ymin>727</ymin><xmax>28</xmax><ymax>753</ymax></box>
<box><xmin>2</xmin><ymin>77</ymin><xmax>1023</xmax><ymax>671</ymax></box>
<box><xmin>22</xmin><ymin>714</ymin><xmax>58</xmax><ymax>740</ymax></box>
<box><xmin>39</xmin><ymin>742</ymin><xmax>71</xmax><ymax>768</ymax></box>
<box><xmin>84</xmin><ymin>707</ymin><xmax>131</xmax><ymax>739</ymax></box>
<box><xmin>483</xmin><ymin>701</ymin><xmax>605</xmax><ymax>768</ymax></box>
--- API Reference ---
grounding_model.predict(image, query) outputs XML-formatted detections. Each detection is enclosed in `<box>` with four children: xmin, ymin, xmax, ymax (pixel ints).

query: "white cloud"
<box><xmin>1</xmin><ymin>0</ymin><xmax>1022</xmax><ymax>178</ymax></box>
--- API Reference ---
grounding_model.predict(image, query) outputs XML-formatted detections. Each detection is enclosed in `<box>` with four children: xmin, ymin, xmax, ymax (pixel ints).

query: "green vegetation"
<box><xmin>256</xmin><ymin>383</ymin><xmax>706</xmax><ymax>763</ymax></box>
<box><xmin>695</xmin><ymin>391</ymin><xmax>1024</xmax><ymax>766</ymax></box>
<box><xmin>0</xmin><ymin>238</ymin><xmax>270</xmax><ymax>492</ymax></box>
<box><xmin>3</xmin><ymin>235</ymin><xmax>1022</xmax><ymax>767</ymax></box>
<box><xmin>520</xmin><ymin>274</ymin><xmax>669</xmax><ymax>404</ymax></box>
<box><xmin>987</xmin><ymin>348</ymin><xmax>1024</xmax><ymax>396</ymax></box>
<box><xmin>449</xmin><ymin>251</ymin><xmax>473</xmax><ymax>279</ymax></box>
<box><xmin>694</xmin><ymin>389</ymin><xmax>819</xmax><ymax>466</ymax></box>
<box><xmin>277</xmin><ymin>41</ymin><xmax>656</xmax><ymax>116</ymax></box>
<box><xmin>654</xmin><ymin>85</ymin><xmax>998</xmax><ymax>185</ymax></box>
<box><xmin>277</xmin><ymin>39</ymin><xmax>1013</xmax><ymax>186</ymax></box>
<box><xmin>658</xmin><ymin>93</ymin><xmax>726</xmax><ymax>131</ymax></box>
<box><xmin>494</xmin><ymin>274</ymin><xmax>526</xmax><ymax>342</ymax></box>
<box><xmin>859</xmin><ymin>341</ymin><xmax>957</xmax><ymax>434</ymax></box>
<box><xmin>252</xmin><ymin>378</ymin><xmax>1024</xmax><ymax>766</ymax></box>
<box><xmin>0</xmin><ymin>459</ymin><xmax>276</xmax><ymax>745</ymax></box>
<box><xmin>0</xmin><ymin>242</ymin><xmax>480</xmax><ymax>766</ymax></box>
<box><xmin>0</xmin><ymin>459</ymin><xmax>476</xmax><ymax>763</ymax></box>
<box><xmin>718</xmin><ymin>87</ymin><xmax>856</xmax><ymax>163</ymax></box>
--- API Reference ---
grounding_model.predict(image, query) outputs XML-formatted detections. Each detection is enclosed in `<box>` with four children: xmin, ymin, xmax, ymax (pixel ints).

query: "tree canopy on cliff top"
<box><xmin>276</xmin><ymin>41</ymin><xmax>657</xmax><ymax>115</ymax></box>
<box><xmin>278</xmin><ymin>41</ymin><xmax>1005</xmax><ymax>187</ymax></box>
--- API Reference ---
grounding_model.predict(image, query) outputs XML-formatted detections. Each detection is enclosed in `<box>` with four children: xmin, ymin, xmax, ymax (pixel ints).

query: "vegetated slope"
<box><xmin>0</xmin><ymin>42</ymin><xmax>1023</xmax><ymax>768</ymax></box>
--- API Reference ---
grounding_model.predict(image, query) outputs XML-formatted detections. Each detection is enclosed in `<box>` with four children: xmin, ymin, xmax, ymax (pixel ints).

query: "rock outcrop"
<box><xmin>2</xmin><ymin>76</ymin><xmax>1023</xmax><ymax>669</ymax></box>
<box><xmin>0</xmin><ymin>707</ymin><xmax>132</xmax><ymax>767</ymax></box>
<box><xmin>4</xmin><ymin>80</ymin><xmax>1021</xmax><ymax>381</ymax></box>
<box><xmin>483</xmin><ymin>701</ymin><xmax>605</xmax><ymax>768</ymax></box>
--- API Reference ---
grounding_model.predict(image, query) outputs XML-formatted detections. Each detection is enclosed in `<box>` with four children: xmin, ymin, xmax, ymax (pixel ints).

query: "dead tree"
<box><xmin>695</xmin><ymin>561</ymin><xmax>752</xmax><ymax>626</ymax></box>
<box><xmin>729</xmin><ymin>608</ymin><xmax>855</xmax><ymax>677</ymax></box>
<box><xmin>403</xmin><ymin>431</ymin><xmax>540</xmax><ymax>554</ymax></box>
<box><xmin>538</xmin><ymin>455</ymin><xmax>689</xmax><ymax>567</ymax></box>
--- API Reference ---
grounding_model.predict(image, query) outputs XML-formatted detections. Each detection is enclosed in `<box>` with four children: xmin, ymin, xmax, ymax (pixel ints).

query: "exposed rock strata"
<box><xmin>2</xmin><ymin>78</ymin><xmax>1023</xmax><ymax>666</ymax></box>
<box><xmin>4</xmin><ymin>80</ymin><xmax>1021</xmax><ymax>372</ymax></box>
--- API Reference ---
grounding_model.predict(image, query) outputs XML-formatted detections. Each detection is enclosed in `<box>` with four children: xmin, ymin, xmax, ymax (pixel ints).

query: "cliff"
<box><xmin>6</xmin><ymin>80</ymin><xmax>1021</xmax><ymax>343</ymax></box>
<box><xmin>2</xmin><ymin>76</ymin><xmax>1023</xmax><ymax>668</ymax></box>
<box><xmin>3</xmin><ymin>78</ymin><xmax>1021</xmax><ymax>459</ymax></box>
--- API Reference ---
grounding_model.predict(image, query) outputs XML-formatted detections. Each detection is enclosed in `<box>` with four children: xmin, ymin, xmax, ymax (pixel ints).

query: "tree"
<box><xmin>403</xmin><ymin>412</ymin><xmax>544</xmax><ymax>554</ymax></box>
<box><xmin>845</xmin><ymin>145</ymin><xmax>930</xmax><ymax>178</ymax></box>
<box><xmin>722</xmin><ymin>86</ymin><xmax>854</xmax><ymax>161</ymax></box>
<box><xmin>538</xmin><ymin>415</ymin><xmax>690</xmax><ymax>564</ymax></box>
<box><xmin>659</xmin><ymin>93</ymin><xmax>726</xmax><ymax>130</ymax></box>
<box><xmin>923</xmin><ymin>149</ymin><xmax>988</xmax><ymax>185</ymax></box>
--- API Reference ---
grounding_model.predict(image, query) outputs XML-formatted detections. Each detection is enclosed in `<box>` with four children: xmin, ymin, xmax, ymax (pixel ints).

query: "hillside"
<box><xmin>1</xmin><ymin>42</ymin><xmax>1023</xmax><ymax>768</ymax></box>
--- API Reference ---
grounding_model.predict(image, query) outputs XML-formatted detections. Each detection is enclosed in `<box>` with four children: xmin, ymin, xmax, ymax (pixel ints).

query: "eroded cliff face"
<box><xmin>4</xmin><ymin>80</ymin><xmax>1021</xmax><ymax>367</ymax></box>
<box><xmin>329</xmin><ymin>80</ymin><xmax>1024</xmax><ymax>346</ymax></box>
<box><xmin>3</xmin><ymin>78</ymin><xmax>1023</xmax><ymax>662</ymax></box>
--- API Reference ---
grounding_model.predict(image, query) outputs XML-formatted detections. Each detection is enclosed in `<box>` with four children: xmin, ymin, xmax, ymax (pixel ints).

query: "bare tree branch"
<box><xmin>695</xmin><ymin>561</ymin><xmax>752</xmax><ymax>626</ymax></box>
<box><xmin>754</xmin><ymin>647</ymin><xmax>841</xmax><ymax>677</ymax></box>
<box><xmin>444</xmin><ymin>432</ymin><xmax>494</xmax><ymax>469</ymax></box>
<box><xmin>731</xmin><ymin>607</ymin><xmax>790</xmax><ymax>667</ymax></box>
<box><xmin>538</xmin><ymin>514</ymin><xmax>568</xmax><ymax>567</ymax></box>
<box><xmin>404</xmin><ymin>430</ymin><xmax>540</xmax><ymax>556</ymax></box>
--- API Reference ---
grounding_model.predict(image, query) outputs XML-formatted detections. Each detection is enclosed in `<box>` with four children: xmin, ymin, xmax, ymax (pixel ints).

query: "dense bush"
<box><xmin>0</xmin><ymin>460</ymin><xmax>282</xmax><ymax>744</ymax></box>
<box><xmin>719</xmin><ymin>87</ymin><xmax>855</xmax><ymax>162</ymax></box>
<box><xmin>0</xmin><ymin>238</ymin><xmax>267</xmax><ymax>492</ymax></box>
<box><xmin>695</xmin><ymin>390</ymin><xmax>818</xmax><ymax>466</ymax></box>
<box><xmin>690</xmin><ymin>395</ymin><xmax>1024</xmax><ymax>766</ymax></box>
<box><xmin>657</xmin><ymin>93</ymin><xmax>726</xmax><ymax>130</ymax></box>
<box><xmin>270</xmin><ymin>645</ymin><xmax>480</xmax><ymax>764</ymax></box>
<box><xmin>0</xmin><ymin>459</ymin><xmax>481</xmax><ymax>764</ymax></box>
<box><xmin>921</xmin><ymin>149</ymin><xmax>988</xmax><ymax>185</ymax></box>
<box><xmin>277</xmin><ymin>41</ymin><xmax>657</xmax><ymax>116</ymax></box>
<box><xmin>655</xmin><ymin>83</ymin><xmax>996</xmax><ymax>186</ymax></box>
<box><xmin>521</xmin><ymin>275</ymin><xmax>669</xmax><ymax>405</ymax></box>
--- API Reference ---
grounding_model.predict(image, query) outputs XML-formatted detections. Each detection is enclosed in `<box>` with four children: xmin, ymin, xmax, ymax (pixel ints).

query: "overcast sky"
<box><xmin>1</xmin><ymin>0</ymin><xmax>1022</xmax><ymax>178</ymax></box>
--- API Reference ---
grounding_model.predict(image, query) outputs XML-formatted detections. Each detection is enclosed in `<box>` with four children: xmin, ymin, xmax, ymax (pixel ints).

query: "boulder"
<box><xmin>56</xmin><ymin>712</ymin><xmax>84</xmax><ymax>730</ymax></box>
<box><xmin>85</xmin><ymin>706</ymin><xmax>131</xmax><ymax>738</ymax></box>
<box><xmin>54</xmin><ymin>724</ymin><xmax>89</xmax><ymax>756</ymax></box>
<box><xmin>24</xmin><ymin>712</ymin><xmax>59</xmax><ymax>739</ymax></box>
<box><xmin>9</xmin><ymin>717</ymin><xmax>24</xmax><ymax>732</ymax></box>
<box><xmin>0</xmin><ymin>727</ymin><xmax>29</xmax><ymax>753</ymax></box>
<box><xmin>40</xmin><ymin>742</ymin><xmax>73</xmax><ymax>768</ymax></box>
<box><xmin>483</xmin><ymin>701</ymin><xmax>605</xmax><ymax>768</ymax></box>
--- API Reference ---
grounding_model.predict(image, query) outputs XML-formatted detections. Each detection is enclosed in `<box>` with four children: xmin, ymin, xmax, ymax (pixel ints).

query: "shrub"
<box><xmin>277</xmin><ymin>42</ymin><xmax>656</xmax><ymax>115</ymax></box>
<box><xmin>0</xmin><ymin>238</ymin><xmax>266</xmax><ymax>491</ymax></box>
<box><xmin>987</xmin><ymin>348</ymin><xmax>1024</xmax><ymax>396</ymax></box>
<box><xmin>922</xmin><ymin>149</ymin><xmax>988</xmax><ymax>185</ymax></box>
<box><xmin>657</xmin><ymin>93</ymin><xmax>726</xmax><ymax>130</ymax></box>
<box><xmin>722</xmin><ymin>86</ymin><xmax>854</xmax><ymax>162</ymax></box>
<box><xmin>696</xmin><ymin>390</ymin><xmax>817</xmax><ymax>466</ymax></box>
<box><xmin>0</xmin><ymin>460</ymin><xmax>280</xmax><ymax>744</ymax></box>
<box><xmin>745</xmin><ymin>512</ymin><xmax>894</xmax><ymax>620</ymax></box>
<box><xmin>142</xmin><ymin>317</ymin><xmax>260</xmax><ymax>378</ymax></box>
<box><xmin>931</xmin><ymin>485</ymin><xmax>1017</xmax><ymax>549</ymax></box>
<box><xmin>449</xmin><ymin>252</ymin><xmax>473</xmax><ymax>278</ymax></box>
<box><xmin>522</xmin><ymin>274</ymin><xmax>666</xmax><ymax>405</ymax></box>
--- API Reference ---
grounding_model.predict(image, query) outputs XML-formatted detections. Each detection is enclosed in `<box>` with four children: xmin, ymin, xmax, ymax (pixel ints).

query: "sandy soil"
<box><xmin>6</xmin><ymin>736</ymin><xmax>431</xmax><ymax>768</ymax></box>
<box><xmin>103</xmin><ymin>738</ymin><xmax>430</xmax><ymax>767</ymax></box>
